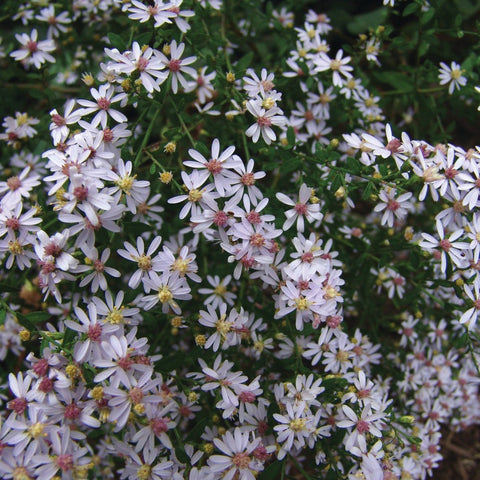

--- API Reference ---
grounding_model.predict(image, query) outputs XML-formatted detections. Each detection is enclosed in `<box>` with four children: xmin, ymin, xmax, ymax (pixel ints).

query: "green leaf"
<box><xmin>107</xmin><ymin>32</ymin><xmax>126</xmax><ymax>50</ymax></box>
<box><xmin>15</xmin><ymin>313</ymin><xmax>36</xmax><ymax>332</ymax></box>
<box><xmin>0</xmin><ymin>308</ymin><xmax>6</xmax><ymax>326</ymax></box>
<box><xmin>26</xmin><ymin>311</ymin><xmax>52</xmax><ymax>323</ymax></box>
<box><xmin>258</xmin><ymin>460</ymin><xmax>283</xmax><ymax>479</ymax></box>
<box><xmin>373</xmin><ymin>71</ymin><xmax>413</xmax><ymax>92</ymax></box>
<box><xmin>347</xmin><ymin>7</ymin><xmax>388</xmax><ymax>34</ymax></box>
<box><xmin>235</xmin><ymin>52</ymin><xmax>254</xmax><ymax>74</ymax></box>
<box><xmin>286</xmin><ymin>126</ymin><xmax>296</xmax><ymax>146</ymax></box>
<box><xmin>420</xmin><ymin>7</ymin><xmax>435</xmax><ymax>24</ymax></box>
<box><xmin>403</xmin><ymin>3</ymin><xmax>420</xmax><ymax>16</ymax></box>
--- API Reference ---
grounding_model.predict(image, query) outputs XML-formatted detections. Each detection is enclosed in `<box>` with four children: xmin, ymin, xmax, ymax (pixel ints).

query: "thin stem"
<box><xmin>143</xmin><ymin>150</ymin><xmax>184</xmax><ymax>193</ymax></box>
<box><xmin>134</xmin><ymin>107</ymin><xmax>160</xmax><ymax>167</ymax></box>
<box><xmin>169</xmin><ymin>98</ymin><xmax>196</xmax><ymax>146</ymax></box>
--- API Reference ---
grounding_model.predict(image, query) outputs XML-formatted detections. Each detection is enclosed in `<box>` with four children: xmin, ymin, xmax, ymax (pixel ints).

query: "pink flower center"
<box><xmin>386</xmin><ymin>138</ymin><xmax>402</xmax><ymax>153</ymax></box>
<box><xmin>232</xmin><ymin>452</ymin><xmax>251</xmax><ymax>469</ymax></box>
<box><xmin>304</xmin><ymin>110</ymin><xmax>314</xmax><ymax>121</ymax></box>
<box><xmin>44</xmin><ymin>242</ymin><xmax>62</xmax><ymax>258</ymax></box>
<box><xmin>250</xmin><ymin>233</ymin><xmax>265</xmax><ymax>247</ymax></box>
<box><xmin>74</xmin><ymin>186</ymin><xmax>88</xmax><ymax>201</ymax></box>
<box><xmin>294</xmin><ymin>202</ymin><xmax>307</xmax><ymax>215</ymax></box>
<box><xmin>7</xmin><ymin>176</ymin><xmax>21</xmax><ymax>191</ymax></box>
<box><xmin>87</xmin><ymin>324</ymin><xmax>102</xmax><ymax>341</ymax></box>
<box><xmin>97</xmin><ymin>97</ymin><xmax>111</xmax><ymax>110</ymax></box>
<box><xmin>26</xmin><ymin>40</ymin><xmax>38</xmax><ymax>53</ymax></box>
<box><xmin>5</xmin><ymin>217</ymin><xmax>20</xmax><ymax>230</ymax></box>
<box><xmin>213</xmin><ymin>211</ymin><xmax>228</xmax><ymax>226</ymax></box>
<box><xmin>56</xmin><ymin>454</ymin><xmax>74</xmax><ymax>472</ymax></box>
<box><xmin>33</xmin><ymin>358</ymin><xmax>49</xmax><ymax>376</ymax></box>
<box><xmin>52</xmin><ymin>113</ymin><xmax>66</xmax><ymax>126</ymax></box>
<box><xmin>136</xmin><ymin>57</ymin><xmax>149</xmax><ymax>71</ymax></box>
<box><xmin>39</xmin><ymin>377</ymin><xmax>53</xmax><ymax>393</ymax></box>
<box><xmin>151</xmin><ymin>417</ymin><xmax>168</xmax><ymax>435</ymax></box>
<box><xmin>168</xmin><ymin>6</ymin><xmax>180</xmax><ymax>14</ymax></box>
<box><xmin>94</xmin><ymin>259</ymin><xmax>104</xmax><ymax>272</ymax></box>
<box><xmin>8</xmin><ymin>397</ymin><xmax>27</xmax><ymax>414</ymax></box>
<box><xmin>474</xmin><ymin>299</ymin><xmax>480</xmax><ymax>310</ymax></box>
<box><xmin>179</xmin><ymin>405</ymin><xmax>191</xmax><ymax>417</ymax></box>
<box><xmin>168</xmin><ymin>59</ymin><xmax>181</xmax><ymax>72</ymax></box>
<box><xmin>64</xmin><ymin>403</ymin><xmax>81</xmax><ymax>420</ymax></box>
<box><xmin>129</xmin><ymin>386</ymin><xmax>144</xmax><ymax>404</ymax></box>
<box><xmin>260</xmin><ymin>79</ymin><xmax>274</xmax><ymax>91</ymax></box>
<box><xmin>245</xmin><ymin>210</ymin><xmax>260</xmax><ymax>224</ymax></box>
<box><xmin>326</xmin><ymin>315</ymin><xmax>342</xmax><ymax>328</ymax></box>
<box><xmin>241</xmin><ymin>255</ymin><xmax>255</xmax><ymax>268</ymax></box>
<box><xmin>357</xmin><ymin>388</ymin><xmax>371</xmax><ymax>399</ymax></box>
<box><xmin>117</xmin><ymin>354</ymin><xmax>133</xmax><ymax>370</ymax></box>
<box><xmin>356</xmin><ymin>420</ymin><xmax>370</xmax><ymax>434</ymax></box>
<box><xmin>241</xmin><ymin>172</ymin><xmax>255</xmax><ymax>186</ymax></box>
<box><xmin>301</xmin><ymin>251</ymin><xmax>314</xmax><ymax>263</ymax></box>
<box><xmin>439</xmin><ymin>239</ymin><xmax>451</xmax><ymax>252</ymax></box>
<box><xmin>239</xmin><ymin>391</ymin><xmax>256</xmax><ymax>403</ymax></box>
<box><xmin>257</xmin><ymin>116</ymin><xmax>272</xmax><ymax>127</ymax></box>
<box><xmin>103</xmin><ymin>128</ymin><xmax>114</xmax><ymax>143</ymax></box>
<box><xmin>253</xmin><ymin>445</ymin><xmax>269</xmax><ymax>461</ymax></box>
<box><xmin>444</xmin><ymin>166</ymin><xmax>458</xmax><ymax>179</ymax></box>
<box><xmin>404</xmin><ymin>327</ymin><xmax>413</xmax><ymax>337</ymax></box>
<box><xmin>206</xmin><ymin>159</ymin><xmax>222</xmax><ymax>175</ymax></box>
<box><xmin>393</xmin><ymin>276</ymin><xmax>404</xmax><ymax>285</ymax></box>
<box><xmin>387</xmin><ymin>200</ymin><xmax>400</xmax><ymax>211</ymax></box>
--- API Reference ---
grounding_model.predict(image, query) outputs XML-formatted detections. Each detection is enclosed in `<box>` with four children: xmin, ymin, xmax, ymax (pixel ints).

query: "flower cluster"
<box><xmin>1</xmin><ymin>1</ymin><xmax>480</xmax><ymax>479</ymax></box>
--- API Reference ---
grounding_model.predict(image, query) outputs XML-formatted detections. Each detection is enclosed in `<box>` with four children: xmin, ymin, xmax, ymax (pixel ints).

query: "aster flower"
<box><xmin>10</xmin><ymin>29</ymin><xmax>56</xmax><ymax>69</ymax></box>
<box><xmin>245</xmin><ymin>99</ymin><xmax>286</xmax><ymax>145</ymax></box>
<box><xmin>157</xmin><ymin>40</ymin><xmax>197</xmax><ymax>94</ymax></box>
<box><xmin>208</xmin><ymin>428</ymin><xmax>263</xmax><ymax>479</ymax></box>
<box><xmin>0</xmin><ymin>166</ymin><xmax>40</xmax><ymax>206</ymax></box>
<box><xmin>77</xmin><ymin>84</ymin><xmax>128</xmax><ymax>128</ymax></box>
<box><xmin>276</xmin><ymin>183</ymin><xmax>323</xmax><ymax>232</ymax></box>
<box><xmin>35</xmin><ymin>6</ymin><xmax>72</xmax><ymax>39</ymax></box>
<box><xmin>198</xmin><ymin>275</ymin><xmax>237</xmax><ymax>308</ymax></box>
<box><xmin>373</xmin><ymin>187</ymin><xmax>413</xmax><ymax>228</ymax></box>
<box><xmin>438</xmin><ymin>61</ymin><xmax>467</xmax><ymax>94</ymax></box>
<box><xmin>314</xmin><ymin>49</ymin><xmax>353</xmax><ymax>86</ymax></box>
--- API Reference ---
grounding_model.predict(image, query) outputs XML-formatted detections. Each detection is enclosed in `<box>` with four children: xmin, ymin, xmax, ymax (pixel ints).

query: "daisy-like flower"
<box><xmin>49</xmin><ymin>99</ymin><xmax>81</xmax><ymax>145</ymax></box>
<box><xmin>373</xmin><ymin>187</ymin><xmax>413</xmax><ymax>228</ymax></box>
<box><xmin>419</xmin><ymin>219</ymin><xmax>470</xmax><ymax>273</ymax></box>
<box><xmin>184</xmin><ymin>138</ymin><xmax>241</xmax><ymax>196</ymax></box>
<box><xmin>0</xmin><ymin>203</ymin><xmax>41</xmax><ymax>240</ymax></box>
<box><xmin>337</xmin><ymin>405</ymin><xmax>384</xmax><ymax>453</ymax></box>
<box><xmin>77</xmin><ymin>245</ymin><xmax>120</xmax><ymax>293</ymax></box>
<box><xmin>107</xmin><ymin>159</ymin><xmax>150</xmax><ymax>214</ymax></box>
<box><xmin>157</xmin><ymin>40</ymin><xmax>196</xmax><ymax>94</ymax></box>
<box><xmin>208</xmin><ymin>428</ymin><xmax>263</xmax><ymax>479</ymax></box>
<box><xmin>314</xmin><ymin>49</ymin><xmax>353</xmax><ymax>86</ymax></box>
<box><xmin>243</xmin><ymin>68</ymin><xmax>276</xmax><ymax>98</ymax></box>
<box><xmin>0</xmin><ymin>166</ymin><xmax>40</xmax><ymax>206</ymax></box>
<box><xmin>273</xmin><ymin>402</ymin><xmax>314</xmax><ymax>459</ymax></box>
<box><xmin>105</xmin><ymin>42</ymin><xmax>168</xmax><ymax>94</ymax></box>
<box><xmin>10</xmin><ymin>29</ymin><xmax>56</xmax><ymax>69</ymax></box>
<box><xmin>224</xmin><ymin>159</ymin><xmax>266</xmax><ymax>206</ymax></box>
<box><xmin>127</xmin><ymin>0</ymin><xmax>176</xmax><ymax>26</ymax></box>
<box><xmin>163</xmin><ymin>0</ymin><xmax>195</xmax><ymax>32</ymax></box>
<box><xmin>77</xmin><ymin>84</ymin><xmax>128</xmax><ymax>128</ymax></box>
<box><xmin>459</xmin><ymin>283</ymin><xmax>480</xmax><ymax>330</ymax></box>
<box><xmin>141</xmin><ymin>270</ymin><xmax>192</xmax><ymax>313</ymax></box>
<box><xmin>35</xmin><ymin>5</ymin><xmax>72</xmax><ymax>39</ymax></box>
<box><xmin>64</xmin><ymin>304</ymin><xmax>117</xmax><ymax>362</ymax></box>
<box><xmin>168</xmin><ymin>170</ymin><xmax>218</xmax><ymax>220</ymax></box>
<box><xmin>245</xmin><ymin>99</ymin><xmax>286</xmax><ymax>145</ymax></box>
<box><xmin>198</xmin><ymin>275</ymin><xmax>237</xmax><ymax>308</ymax></box>
<box><xmin>438</xmin><ymin>61</ymin><xmax>467</xmax><ymax>94</ymax></box>
<box><xmin>117</xmin><ymin>235</ymin><xmax>162</xmax><ymax>290</ymax></box>
<box><xmin>276</xmin><ymin>183</ymin><xmax>323</xmax><ymax>232</ymax></box>
<box><xmin>93</xmin><ymin>290</ymin><xmax>141</xmax><ymax>327</ymax></box>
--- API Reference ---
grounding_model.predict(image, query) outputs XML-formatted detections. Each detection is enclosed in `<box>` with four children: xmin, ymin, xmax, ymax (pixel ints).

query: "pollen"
<box><xmin>136</xmin><ymin>254</ymin><xmax>152</xmax><ymax>271</ymax></box>
<box><xmin>188</xmin><ymin>188</ymin><xmax>203</xmax><ymax>202</ymax></box>
<box><xmin>195</xmin><ymin>334</ymin><xmax>206</xmax><ymax>346</ymax></box>
<box><xmin>91</xmin><ymin>386</ymin><xmax>104</xmax><ymax>401</ymax></box>
<box><xmin>137</xmin><ymin>464</ymin><xmax>152</xmax><ymax>480</ymax></box>
<box><xmin>214</xmin><ymin>284</ymin><xmax>227</xmax><ymax>297</ymax></box>
<box><xmin>289</xmin><ymin>418</ymin><xmax>307</xmax><ymax>431</ymax></box>
<box><xmin>262</xmin><ymin>97</ymin><xmax>276</xmax><ymax>109</ymax></box>
<box><xmin>106</xmin><ymin>306</ymin><xmax>125</xmax><ymax>325</ymax></box>
<box><xmin>29</xmin><ymin>422</ymin><xmax>46</xmax><ymax>438</ymax></box>
<box><xmin>295</xmin><ymin>297</ymin><xmax>311</xmax><ymax>310</ymax></box>
<box><xmin>66</xmin><ymin>364</ymin><xmax>82</xmax><ymax>380</ymax></box>
<box><xmin>116</xmin><ymin>175</ymin><xmax>135</xmax><ymax>193</ymax></box>
<box><xmin>158</xmin><ymin>286</ymin><xmax>173</xmax><ymax>303</ymax></box>
<box><xmin>160</xmin><ymin>171</ymin><xmax>173</xmax><ymax>184</ymax></box>
<box><xmin>8</xmin><ymin>240</ymin><xmax>23</xmax><ymax>255</ymax></box>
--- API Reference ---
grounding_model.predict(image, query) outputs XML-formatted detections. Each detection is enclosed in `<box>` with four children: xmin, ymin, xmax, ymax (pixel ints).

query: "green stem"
<box><xmin>143</xmin><ymin>150</ymin><xmax>184</xmax><ymax>193</ymax></box>
<box><xmin>134</xmin><ymin>107</ymin><xmax>161</xmax><ymax>167</ymax></box>
<box><xmin>170</xmin><ymin>98</ymin><xmax>196</xmax><ymax>146</ymax></box>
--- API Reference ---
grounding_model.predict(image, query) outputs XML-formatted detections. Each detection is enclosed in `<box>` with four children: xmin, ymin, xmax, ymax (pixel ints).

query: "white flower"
<box><xmin>10</xmin><ymin>29</ymin><xmax>56</xmax><ymax>69</ymax></box>
<box><xmin>245</xmin><ymin>99</ymin><xmax>286</xmax><ymax>144</ymax></box>
<box><xmin>438</xmin><ymin>61</ymin><xmax>467</xmax><ymax>94</ymax></box>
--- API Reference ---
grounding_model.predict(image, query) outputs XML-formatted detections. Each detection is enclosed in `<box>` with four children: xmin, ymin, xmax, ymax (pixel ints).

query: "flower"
<box><xmin>77</xmin><ymin>84</ymin><xmax>128</xmax><ymax>128</ymax></box>
<box><xmin>373</xmin><ymin>187</ymin><xmax>413</xmax><ymax>228</ymax></box>
<box><xmin>438</xmin><ymin>61</ymin><xmax>467</xmax><ymax>94</ymax></box>
<box><xmin>276</xmin><ymin>184</ymin><xmax>323</xmax><ymax>232</ymax></box>
<box><xmin>314</xmin><ymin>49</ymin><xmax>353</xmax><ymax>86</ymax></box>
<box><xmin>208</xmin><ymin>428</ymin><xmax>263</xmax><ymax>479</ymax></box>
<box><xmin>245</xmin><ymin>99</ymin><xmax>286</xmax><ymax>145</ymax></box>
<box><xmin>157</xmin><ymin>40</ymin><xmax>196</xmax><ymax>94</ymax></box>
<box><xmin>10</xmin><ymin>29</ymin><xmax>56</xmax><ymax>69</ymax></box>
